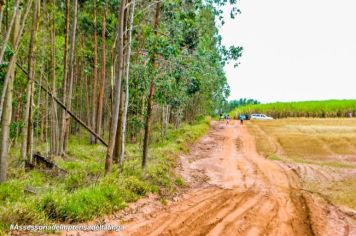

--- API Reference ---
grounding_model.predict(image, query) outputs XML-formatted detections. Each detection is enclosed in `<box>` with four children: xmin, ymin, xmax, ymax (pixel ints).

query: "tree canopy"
<box><xmin>0</xmin><ymin>0</ymin><xmax>242</xmax><ymax>181</ymax></box>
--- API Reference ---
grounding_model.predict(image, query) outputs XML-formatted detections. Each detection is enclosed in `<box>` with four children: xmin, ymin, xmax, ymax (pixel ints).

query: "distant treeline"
<box><xmin>225</xmin><ymin>98</ymin><xmax>260</xmax><ymax>112</ymax></box>
<box><xmin>230</xmin><ymin>100</ymin><xmax>356</xmax><ymax>118</ymax></box>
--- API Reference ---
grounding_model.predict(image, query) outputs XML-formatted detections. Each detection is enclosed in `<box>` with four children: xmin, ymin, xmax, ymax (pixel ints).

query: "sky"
<box><xmin>220</xmin><ymin>0</ymin><xmax>356</xmax><ymax>103</ymax></box>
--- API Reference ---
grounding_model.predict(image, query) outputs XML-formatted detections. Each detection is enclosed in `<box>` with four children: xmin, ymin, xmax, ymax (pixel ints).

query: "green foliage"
<box><xmin>0</xmin><ymin>118</ymin><xmax>210</xmax><ymax>233</ymax></box>
<box><xmin>123</xmin><ymin>176</ymin><xmax>152</xmax><ymax>196</ymax></box>
<box><xmin>230</xmin><ymin>100</ymin><xmax>356</xmax><ymax>118</ymax></box>
<box><xmin>175</xmin><ymin>178</ymin><xmax>185</xmax><ymax>187</ymax></box>
<box><xmin>0</xmin><ymin>180</ymin><xmax>24</xmax><ymax>204</ymax></box>
<box><xmin>127</xmin><ymin>0</ymin><xmax>242</xmax><ymax>134</ymax></box>
<box><xmin>9</xmin><ymin>121</ymin><xmax>23</xmax><ymax>139</ymax></box>
<box><xmin>0</xmin><ymin>201</ymin><xmax>47</xmax><ymax>226</ymax></box>
<box><xmin>55</xmin><ymin>185</ymin><xmax>126</xmax><ymax>222</ymax></box>
<box><xmin>224</xmin><ymin>98</ymin><xmax>260</xmax><ymax>112</ymax></box>
<box><xmin>63</xmin><ymin>173</ymin><xmax>88</xmax><ymax>192</ymax></box>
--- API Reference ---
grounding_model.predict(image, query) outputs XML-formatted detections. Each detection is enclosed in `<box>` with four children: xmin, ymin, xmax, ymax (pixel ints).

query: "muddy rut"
<box><xmin>118</xmin><ymin>121</ymin><xmax>324</xmax><ymax>236</ymax></box>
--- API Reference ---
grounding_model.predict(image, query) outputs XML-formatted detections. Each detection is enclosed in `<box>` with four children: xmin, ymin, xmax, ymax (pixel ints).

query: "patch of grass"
<box><xmin>320</xmin><ymin>136</ymin><xmax>355</xmax><ymax>155</ymax></box>
<box><xmin>0</xmin><ymin>117</ymin><xmax>211</xmax><ymax>234</ymax></box>
<box><xmin>269</xmin><ymin>155</ymin><xmax>282</xmax><ymax>161</ymax></box>
<box><xmin>278</xmin><ymin>156</ymin><xmax>356</xmax><ymax>169</ymax></box>
<box><xmin>305</xmin><ymin>178</ymin><xmax>356</xmax><ymax>210</ymax></box>
<box><xmin>0</xmin><ymin>180</ymin><xmax>24</xmax><ymax>204</ymax></box>
<box><xmin>63</xmin><ymin>172</ymin><xmax>88</xmax><ymax>192</ymax></box>
<box><xmin>160</xmin><ymin>197</ymin><xmax>168</xmax><ymax>206</ymax></box>
<box><xmin>55</xmin><ymin>185</ymin><xmax>126</xmax><ymax>222</ymax></box>
<box><xmin>277</xmin><ymin>134</ymin><xmax>331</xmax><ymax>157</ymax></box>
<box><xmin>175</xmin><ymin>177</ymin><xmax>186</xmax><ymax>187</ymax></box>
<box><xmin>123</xmin><ymin>176</ymin><xmax>153</xmax><ymax>196</ymax></box>
<box><xmin>327</xmin><ymin>178</ymin><xmax>356</xmax><ymax>209</ymax></box>
<box><xmin>0</xmin><ymin>200</ymin><xmax>47</xmax><ymax>228</ymax></box>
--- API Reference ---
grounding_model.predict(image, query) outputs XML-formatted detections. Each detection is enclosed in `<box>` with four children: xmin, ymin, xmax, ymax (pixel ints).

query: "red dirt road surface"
<box><xmin>66</xmin><ymin>121</ymin><xmax>356</xmax><ymax>236</ymax></box>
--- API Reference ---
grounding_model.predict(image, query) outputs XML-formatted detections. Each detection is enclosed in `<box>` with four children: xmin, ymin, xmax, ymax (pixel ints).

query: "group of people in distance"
<box><xmin>220</xmin><ymin>112</ymin><xmax>230</xmax><ymax>125</ymax></box>
<box><xmin>219</xmin><ymin>112</ymin><xmax>247</xmax><ymax>125</ymax></box>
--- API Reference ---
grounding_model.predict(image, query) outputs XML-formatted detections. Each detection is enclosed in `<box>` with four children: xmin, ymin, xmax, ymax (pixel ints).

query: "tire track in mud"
<box><xmin>119</xmin><ymin>122</ymin><xmax>315</xmax><ymax>236</ymax></box>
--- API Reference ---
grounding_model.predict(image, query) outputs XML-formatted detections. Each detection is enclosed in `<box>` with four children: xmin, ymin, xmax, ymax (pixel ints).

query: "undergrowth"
<box><xmin>0</xmin><ymin>117</ymin><xmax>211</xmax><ymax>234</ymax></box>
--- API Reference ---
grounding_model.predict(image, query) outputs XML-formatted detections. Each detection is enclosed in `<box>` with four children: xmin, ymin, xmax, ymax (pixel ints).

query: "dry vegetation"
<box><xmin>247</xmin><ymin>118</ymin><xmax>356</xmax><ymax>209</ymax></box>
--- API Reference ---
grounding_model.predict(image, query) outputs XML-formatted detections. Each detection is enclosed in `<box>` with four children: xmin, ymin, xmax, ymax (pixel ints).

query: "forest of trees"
<box><xmin>0</xmin><ymin>0</ymin><xmax>242</xmax><ymax>183</ymax></box>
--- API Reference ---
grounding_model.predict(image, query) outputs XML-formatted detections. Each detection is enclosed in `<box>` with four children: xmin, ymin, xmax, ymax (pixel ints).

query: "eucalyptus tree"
<box><xmin>59</xmin><ymin>0</ymin><xmax>70</xmax><ymax>156</ymax></box>
<box><xmin>137</xmin><ymin>0</ymin><xmax>242</xmax><ymax>167</ymax></box>
<box><xmin>0</xmin><ymin>1</ymin><xmax>33</xmax><ymax>157</ymax></box>
<box><xmin>21</xmin><ymin>0</ymin><xmax>41</xmax><ymax>162</ymax></box>
<box><xmin>0</xmin><ymin>0</ymin><xmax>21</xmax><ymax>182</ymax></box>
<box><xmin>105</xmin><ymin>0</ymin><xmax>129</xmax><ymax>173</ymax></box>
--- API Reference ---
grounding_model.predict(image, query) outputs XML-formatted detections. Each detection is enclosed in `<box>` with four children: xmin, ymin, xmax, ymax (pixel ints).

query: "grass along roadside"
<box><xmin>0</xmin><ymin>117</ymin><xmax>211</xmax><ymax>234</ymax></box>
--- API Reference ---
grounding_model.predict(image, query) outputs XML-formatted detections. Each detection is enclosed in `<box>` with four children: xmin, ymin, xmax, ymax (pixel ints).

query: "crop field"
<box><xmin>231</xmin><ymin>100</ymin><xmax>356</xmax><ymax>118</ymax></box>
<box><xmin>246</xmin><ymin>118</ymin><xmax>356</xmax><ymax>209</ymax></box>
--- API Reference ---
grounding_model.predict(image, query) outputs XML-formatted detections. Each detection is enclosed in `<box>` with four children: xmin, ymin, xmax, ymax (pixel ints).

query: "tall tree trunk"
<box><xmin>50</xmin><ymin>0</ymin><xmax>59</xmax><ymax>155</ymax></box>
<box><xmin>0</xmin><ymin>63</ymin><xmax>13</xmax><ymax>182</ymax></box>
<box><xmin>139</xmin><ymin>93</ymin><xmax>145</xmax><ymax>144</ymax></box>
<box><xmin>90</xmin><ymin>0</ymin><xmax>98</xmax><ymax>144</ymax></box>
<box><xmin>142</xmin><ymin>2</ymin><xmax>161</xmax><ymax>168</ymax></box>
<box><xmin>0</xmin><ymin>0</ymin><xmax>33</xmax><ymax>123</ymax></box>
<box><xmin>62</xmin><ymin>0</ymin><xmax>78</xmax><ymax>153</ymax></box>
<box><xmin>114</xmin><ymin>0</ymin><xmax>129</xmax><ymax>164</ymax></box>
<box><xmin>59</xmin><ymin>0</ymin><xmax>70</xmax><ymax>156</ymax></box>
<box><xmin>0</xmin><ymin>3</ymin><xmax>4</xmax><ymax>33</ymax></box>
<box><xmin>119</xmin><ymin>0</ymin><xmax>135</xmax><ymax>165</ymax></box>
<box><xmin>96</xmin><ymin>2</ymin><xmax>106</xmax><ymax>139</ymax></box>
<box><xmin>0</xmin><ymin>0</ymin><xmax>19</xmax><ymax>64</ymax></box>
<box><xmin>21</xmin><ymin>0</ymin><xmax>40</xmax><ymax>163</ymax></box>
<box><xmin>0</xmin><ymin>1</ymin><xmax>19</xmax><ymax>183</ymax></box>
<box><xmin>38</xmin><ymin>58</ymin><xmax>45</xmax><ymax>142</ymax></box>
<box><xmin>114</xmin><ymin>82</ymin><xmax>125</xmax><ymax>163</ymax></box>
<box><xmin>85</xmin><ymin>74</ymin><xmax>91</xmax><ymax>126</ymax></box>
<box><xmin>105</xmin><ymin>0</ymin><xmax>127</xmax><ymax>174</ymax></box>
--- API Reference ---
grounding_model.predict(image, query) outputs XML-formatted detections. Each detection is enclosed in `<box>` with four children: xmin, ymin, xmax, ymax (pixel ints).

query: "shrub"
<box><xmin>124</xmin><ymin>176</ymin><xmax>152</xmax><ymax>196</ymax></box>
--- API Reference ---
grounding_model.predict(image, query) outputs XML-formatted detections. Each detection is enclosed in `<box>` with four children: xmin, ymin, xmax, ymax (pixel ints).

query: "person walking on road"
<box><xmin>239</xmin><ymin>114</ymin><xmax>245</xmax><ymax>125</ymax></box>
<box><xmin>224</xmin><ymin>113</ymin><xmax>230</xmax><ymax>125</ymax></box>
<box><xmin>219</xmin><ymin>112</ymin><xmax>223</xmax><ymax>121</ymax></box>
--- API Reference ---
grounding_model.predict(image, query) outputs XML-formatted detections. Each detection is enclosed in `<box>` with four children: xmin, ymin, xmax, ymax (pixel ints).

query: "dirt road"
<box><xmin>73</xmin><ymin>121</ymin><xmax>355</xmax><ymax>236</ymax></box>
<box><xmin>113</xmin><ymin>121</ymin><xmax>354</xmax><ymax>236</ymax></box>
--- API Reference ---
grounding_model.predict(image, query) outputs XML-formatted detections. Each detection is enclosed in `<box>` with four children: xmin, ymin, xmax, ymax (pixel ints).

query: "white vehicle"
<box><xmin>250</xmin><ymin>114</ymin><xmax>273</xmax><ymax>120</ymax></box>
